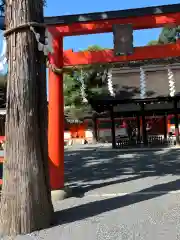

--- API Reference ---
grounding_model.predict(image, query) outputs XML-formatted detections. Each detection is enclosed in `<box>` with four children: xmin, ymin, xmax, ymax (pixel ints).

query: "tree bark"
<box><xmin>0</xmin><ymin>0</ymin><xmax>54</xmax><ymax>236</ymax></box>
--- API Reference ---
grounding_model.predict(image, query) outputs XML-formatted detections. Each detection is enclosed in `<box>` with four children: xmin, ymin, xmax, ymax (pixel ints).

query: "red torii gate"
<box><xmin>47</xmin><ymin>3</ymin><xmax>180</xmax><ymax>190</ymax></box>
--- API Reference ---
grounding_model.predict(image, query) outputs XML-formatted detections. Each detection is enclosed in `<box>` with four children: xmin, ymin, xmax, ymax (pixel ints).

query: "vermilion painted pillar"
<box><xmin>48</xmin><ymin>37</ymin><xmax>64</xmax><ymax>190</ymax></box>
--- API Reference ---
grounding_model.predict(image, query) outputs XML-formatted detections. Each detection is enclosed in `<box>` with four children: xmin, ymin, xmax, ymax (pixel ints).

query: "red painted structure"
<box><xmin>63</xmin><ymin>42</ymin><xmax>180</xmax><ymax>66</ymax></box>
<box><xmin>47</xmin><ymin>4</ymin><xmax>180</xmax><ymax>190</ymax></box>
<box><xmin>48</xmin><ymin>38</ymin><xmax>64</xmax><ymax>189</ymax></box>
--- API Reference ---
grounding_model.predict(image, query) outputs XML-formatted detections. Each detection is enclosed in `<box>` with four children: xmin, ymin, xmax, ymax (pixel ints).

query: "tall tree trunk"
<box><xmin>0</xmin><ymin>0</ymin><xmax>54</xmax><ymax>236</ymax></box>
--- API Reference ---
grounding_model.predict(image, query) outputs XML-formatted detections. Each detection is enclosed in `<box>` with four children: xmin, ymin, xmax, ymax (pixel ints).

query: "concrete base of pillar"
<box><xmin>51</xmin><ymin>186</ymin><xmax>72</xmax><ymax>201</ymax></box>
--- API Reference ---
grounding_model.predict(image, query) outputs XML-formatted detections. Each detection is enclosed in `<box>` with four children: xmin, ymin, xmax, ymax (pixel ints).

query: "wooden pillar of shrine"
<box><xmin>136</xmin><ymin>115</ymin><xmax>141</xmax><ymax>143</ymax></box>
<box><xmin>110</xmin><ymin>107</ymin><xmax>116</xmax><ymax>149</ymax></box>
<box><xmin>140</xmin><ymin>103</ymin><xmax>148</xmax><ymax>146</ymax></box>
<box><xmin>173</xmin><ymin>99</ymin><xmax>180</xmax><ymax>145</ymax></box>
<box><xmin>163</xmin><ymin>115</ymin><xmax>167</xmax><ymax>141</ymax></box>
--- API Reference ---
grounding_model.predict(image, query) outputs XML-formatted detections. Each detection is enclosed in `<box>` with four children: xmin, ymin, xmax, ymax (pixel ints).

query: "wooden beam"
<box><xmin>63</xmin><ymin>42</ymin><xmax>180</xmax><ymax>66</ymax></box>
<box><xmin>50</xmin><ymin>12</ymin><xmax>180</xmax><ymax>37</ymax></box>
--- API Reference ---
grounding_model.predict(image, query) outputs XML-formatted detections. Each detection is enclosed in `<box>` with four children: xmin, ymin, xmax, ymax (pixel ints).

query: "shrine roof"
<box><xmin>89</xmin><ymin>96</ymin><xmax>180</xmax><ymax>114</ymax></box>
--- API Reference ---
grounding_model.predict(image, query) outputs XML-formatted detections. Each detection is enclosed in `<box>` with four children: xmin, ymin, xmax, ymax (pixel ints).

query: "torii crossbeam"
<box><xmin>46</xmin><ymin>3</ymin><xmax>180</xmax><ymax>190</ymax></box>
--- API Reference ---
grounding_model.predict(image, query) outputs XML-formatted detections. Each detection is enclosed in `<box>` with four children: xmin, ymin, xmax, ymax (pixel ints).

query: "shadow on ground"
<box><xmin>64</xmin><ymin>147</ymin><xmax>180</xmax><ymax>194</ymax></box>
<box><xmin>43</xmin><ymin>147</ymin><xmax>180</xmax><ymax>229</ymax></box>
<box><xmin>53</xmin><ymin>178</ymin><xmax>180</xmax><ymax>226</ymax></box>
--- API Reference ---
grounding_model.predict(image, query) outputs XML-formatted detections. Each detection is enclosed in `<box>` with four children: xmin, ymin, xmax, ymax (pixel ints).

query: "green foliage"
<box><xmin>147</xmin><ymin>40</ymin><xmax>159</xmax><ymax>46</ymax></box>
<box><xmin>158</xmin><ymin>26</ymin><xmax>180</xmax><ymax>44</ymax></box>
<box><xmin>86</xmin><ymin>45</ymin><xmax>104</xmax><ymax>51</ymax></box>
<box><xmin>64</xmin><ymin>72</ymin><xmax>91</xmax><ymax>119</ymax></box>
<box><xmin>64</xmin><ymin>74</ymin><xmax>82</xmax><ymax>107</ymax></box>
<box><xmin>147</xmin><ymin>26</ymin><xmax>180</xmax><ymax>46</ymax></box>
<box><xmin>63</xmin><ymin>45</ymin><xmax>109</xmax><ymax>119</ymax></box>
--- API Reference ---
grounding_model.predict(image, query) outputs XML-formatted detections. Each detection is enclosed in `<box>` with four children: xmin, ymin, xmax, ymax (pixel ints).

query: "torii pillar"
<box><xmin>48</xmin><ymin>35</ymin><xmax>64</xmax><ymax>192</ymax></box>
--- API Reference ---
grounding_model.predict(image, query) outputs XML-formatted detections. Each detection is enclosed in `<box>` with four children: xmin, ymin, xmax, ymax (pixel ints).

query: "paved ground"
<box><xmin>11</xmin><ymin>145</ymin><xmax>180</xmax><ymax>239</ymax></box>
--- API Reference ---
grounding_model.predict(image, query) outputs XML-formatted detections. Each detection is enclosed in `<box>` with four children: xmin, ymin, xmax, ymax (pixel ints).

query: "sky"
<box><xmin>0</xmin><ymin>0</ymin><xmax>179</xmax><ymax>67</ymax></box>
<box><xmin>0</xmin><ymin>0</ymin><xmax>179</xmax><ymax>94</ymax></box>
<box><xmin>44</xmin><ymin>0</ymin><xmax>180</xmax><ymax>51</ymax></box>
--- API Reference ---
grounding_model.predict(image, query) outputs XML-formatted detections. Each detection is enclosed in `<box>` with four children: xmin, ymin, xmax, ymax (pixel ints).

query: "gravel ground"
<box><xmin>4</xmin><ymin>145</ymin><xmax>180</xmax><ymax>239</ymax></box>
<box><xmin>16</xmin><ymin>193</ymin><xmax>180</xmax><ymax>240</ymax></box>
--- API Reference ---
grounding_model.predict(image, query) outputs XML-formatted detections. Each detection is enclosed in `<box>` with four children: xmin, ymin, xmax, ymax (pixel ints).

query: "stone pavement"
<box><xmin>12</xmin><ymin>145</ymin><xmax>180</xmax><ymax>239</ymax></box>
